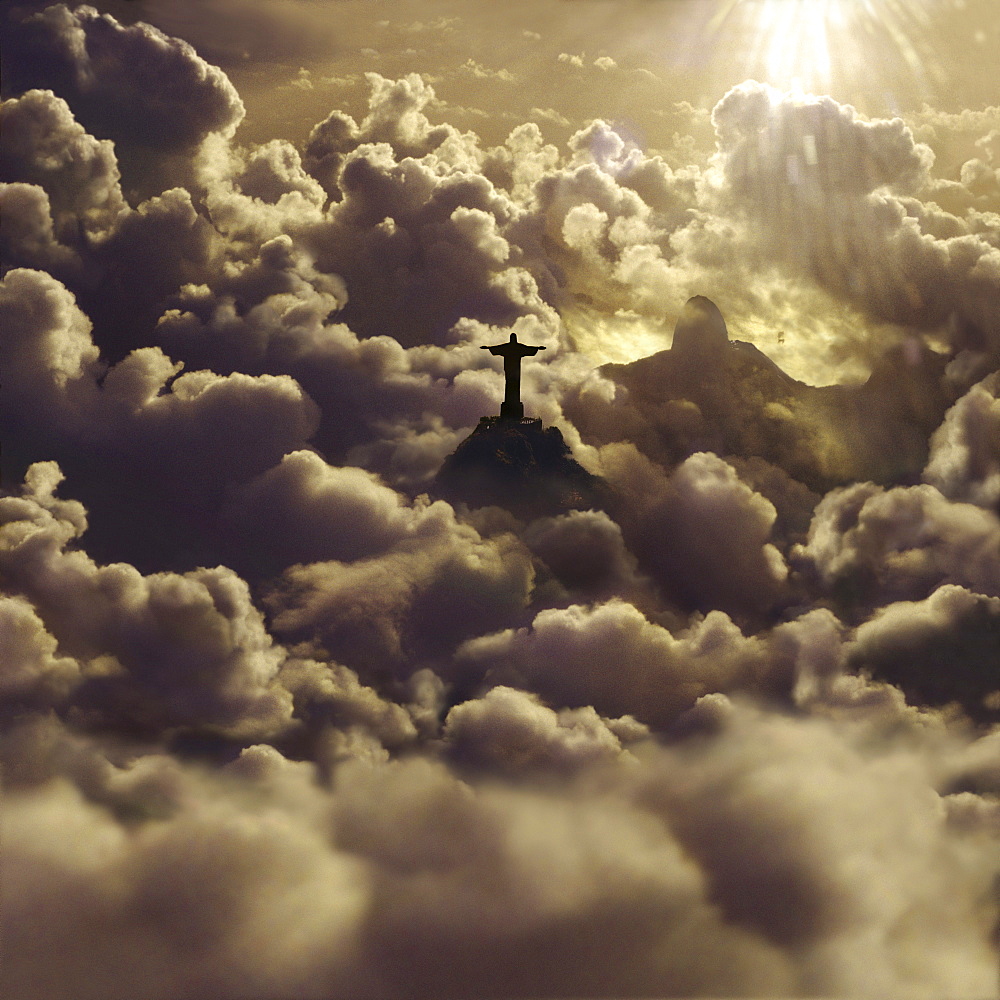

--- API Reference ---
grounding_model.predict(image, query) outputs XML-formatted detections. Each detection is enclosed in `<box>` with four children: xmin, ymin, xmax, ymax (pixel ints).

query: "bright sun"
<box><xmin>709</xmin><ymin>0</ymin><xmax>945</xmax><ymax>98</ymax></box>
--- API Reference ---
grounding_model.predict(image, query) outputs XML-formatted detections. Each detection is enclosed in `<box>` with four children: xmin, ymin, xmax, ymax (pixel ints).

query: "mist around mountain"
<box><xmin>2</xmin><ymin>5</ymin><xmax>1000</xmax><ymax>998</ymax></box>
<box><xmin>576</xmin><ymin>295</ymin><xmax>955</xmax><ymax>494</ymax></box>
<box><xmin>439</xmin><ymin>293</ymin><xmax>952</xmax><ymax>518</ymax></box>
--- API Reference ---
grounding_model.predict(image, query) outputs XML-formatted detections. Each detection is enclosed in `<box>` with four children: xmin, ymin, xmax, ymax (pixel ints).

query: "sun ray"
<box><xmin>704</xmin><ymin>0</ymin><xmax>948</xmax><ymax>100</ymax></box>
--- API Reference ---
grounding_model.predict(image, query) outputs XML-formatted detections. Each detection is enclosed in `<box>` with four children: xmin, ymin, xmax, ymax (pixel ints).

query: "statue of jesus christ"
<box><xmin>482</xmin><ymin>333</ymin><xmax>547</xmax><ymax>420</ymax></box>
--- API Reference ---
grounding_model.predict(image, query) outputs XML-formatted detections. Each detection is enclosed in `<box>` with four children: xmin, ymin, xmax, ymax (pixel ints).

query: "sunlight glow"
<box><xmin>708</xmin><ymin>0</ymin><xmax>945</xmax><ymax>96</ymax></box>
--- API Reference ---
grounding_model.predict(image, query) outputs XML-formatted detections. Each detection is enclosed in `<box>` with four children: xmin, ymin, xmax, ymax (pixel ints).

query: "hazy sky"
<box><xmin>2</xmin><ymin>2</ymin><xmax>1000</xmax><ymax>998</ymax></box>
<box><xmin>15</xmin><ymin>0</ymin><xmax>998</xmax><ymax>379</ymax></box>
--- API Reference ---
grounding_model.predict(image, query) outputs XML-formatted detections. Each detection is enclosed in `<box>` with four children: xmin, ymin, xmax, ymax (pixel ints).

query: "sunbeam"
<box><xmin>705</xmin><ymin>0</ymin><xmax>947</xmax><ymax>98</ymax></box>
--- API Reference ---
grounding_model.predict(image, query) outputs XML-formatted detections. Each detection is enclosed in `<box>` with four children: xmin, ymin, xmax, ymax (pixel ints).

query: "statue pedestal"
<box><xmin>499</xmin><ymin>401</ymin><xmax>524</xmax><ymax>420</ymax></box>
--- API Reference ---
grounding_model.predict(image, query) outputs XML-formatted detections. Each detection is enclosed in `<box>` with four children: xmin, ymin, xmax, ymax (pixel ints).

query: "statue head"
<box><xmin>509</xmin><ymin>333</ymin><xmax>518</xmax><ymax>342</ymax></box>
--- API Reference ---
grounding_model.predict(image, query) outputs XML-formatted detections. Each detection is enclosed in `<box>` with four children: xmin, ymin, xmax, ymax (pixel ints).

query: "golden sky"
<box><xmin>132</xmin><ymin>0</ymin><xmax>1000</xmax><ymax>133</ymax></box>
<box><xmin>3</xmin><ymin>7</ymin><xmax>1000</xmax><ymax>996</ymax></box>
<box><xmin>85</xmin><ymin>0</ymin><xmax>998</xmax><ymax>383</ymax></box>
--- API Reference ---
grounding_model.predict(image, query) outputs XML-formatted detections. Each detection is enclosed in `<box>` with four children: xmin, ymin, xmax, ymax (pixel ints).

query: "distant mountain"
<box><xmin>436</xmin><ymin>416</ymin><xmax>608</xmax><ymax>518</ymax></box>
<box><xmin>581</xmin><ymin>296</ymin><xmax>953</xmax><ymax>492</ymax></box>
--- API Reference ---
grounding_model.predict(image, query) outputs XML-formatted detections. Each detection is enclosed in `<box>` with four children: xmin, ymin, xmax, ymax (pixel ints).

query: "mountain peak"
<box><xmin>435</xmin><ymin>417</ymin><xmax>607</xmax><ymax>517</ymax></box>
<box><xmin>587</xmin><ymin>298</ymin><xmax>953</xmax><ymax>492</ymax></box>
<box><xmin>671</xmin><ymin>295</ymin><xmax>730</xmax><ymax>362</ymax></box>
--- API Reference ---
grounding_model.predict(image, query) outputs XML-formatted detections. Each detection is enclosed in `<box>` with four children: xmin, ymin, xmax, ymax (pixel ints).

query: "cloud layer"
<box><xmin>2</xmin><ymin>5</ymin><xmax>999</xmax><ymax>998</ymax></box>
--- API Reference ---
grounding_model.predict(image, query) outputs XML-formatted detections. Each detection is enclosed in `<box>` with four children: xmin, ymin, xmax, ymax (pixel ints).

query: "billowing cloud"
<box><xmin>847</xmin><ymin>585</ymin><xmax>1000</xmax><ymax>723</ymax></box>
<box><xmin>455</xmin><ymin>599</ymin><xmax>780</xmax><ymax>727</ymax></box>
<box><xmin>924</xmin><ymin>370</ymin><xmax>1000</xmax><ymax>508</ymax></box>
<box><xmin>0</xmin><ymin>462</ymin><xmax>291</xmax><ymax>737</ymax></box>
<box><xmin>522</xmin><ymin>507</ymin><xmax>654</xmax><ymax>606</ymax></box>
<box><xmin>2</xmin><ymin>4</ymin><xmax>999</xmax><ymax>997</ymax></box>
<box><xmin>795</xmin><ymin>480</ymin><xmax>1000</xmax><ymax>608</ymax></box>
<box><xmin>443</xmin><ymin>685</ymin><xmax>646</xmax><ymax>775</ymax></box>
<box><xmin>266</xmin><ymin>499</ymin><xmax>535</xmax><ymax>684</ymax></box>
<box><xmin>0</xmin><ymin>89</ymin><xmax>125</xmax><ymax>240</ymax></box>
<box><xmin>637</xmin><ymin>695</ymin><xmax>997</xmax><ymax>994</ymax></box>
<box><xmin>708</xmin><ymin>81</ymin><xmax>1000</xmax><ymax>352</ymax></box>
<box><xmin>629</xmin><ymin>451</ymin><xmax>789</xmax><ymax>618</ymax></box>
<box><xmin>3</xmin><ymin>4</ymin><xmax>245</xmax><ymax>149</ymax></box>
<box><xmin>0</xmin><ymin>267</ymin><xmax>319</xmax><ymax>566</ymax></box>
<box><xmin>224</xmin><ymin>450</ymin><xmax>422</xmax><ymax>575</ymax></box>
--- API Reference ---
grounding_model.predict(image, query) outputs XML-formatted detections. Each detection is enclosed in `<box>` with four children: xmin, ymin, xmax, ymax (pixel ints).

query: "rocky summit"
<box><xmin>580</xmin><ymin>295</ymin><xmax>953</xmax><ymax>492</ymax></box>
<box><xmin>435</xmin><ymin>416</ymin><xmax>607</xmax><ymax>517</ymax></box>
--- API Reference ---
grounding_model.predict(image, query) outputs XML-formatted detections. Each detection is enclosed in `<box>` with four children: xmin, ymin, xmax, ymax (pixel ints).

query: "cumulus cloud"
<box><xmin>522</xmin><ymin>507</ymin><xmax>654</xmax><ymax>606</ymax></box>
<box><xmin>0</xmin><ymin>463</ymin><xmax>291</xmax><ymax>737</ymax></box>
<box><xmin>4</xmin><ymin>673</ymin><xmax>997</xmax><ymax>998</ymax></box>
<box><xmin>924</xmin><ymin>369</ymin><xmax>1000</xmax><ymax>507</ymax></box>
<box><xmin>708</xmin><ymin>81</ymin><xmax>1000</xmax><ymax>352</ymax></box>
<box><xmin>795</xmin><ymin>480</ymin><xmax>1000</xmax><ymax>609</ymax></box>
<box><xmin>586</xmin><ymin>446</ymin><xmax>791</xmax><ymax>619</ymax></box>
<box><xmin>847</xmin><ymin>585</ymin><xmax>1000</xmax><ymax>723</ymax></box>
<box><xmin>0</xmin><ymin>87</ymin><xmax>226</xmax><ymax>357</ymax></box>
<box><xmin>0</xmin><ymin>181</ymin><xmax>82</xmax><ymax>277</ymax></box>
<box><xmin>0</xmin><ymin>267</ymin><xmax>319</xmax><ymax>567</ymax></box>
<box><xmin>3</xmin><ymin>4</ymin><xmax>245</xmax><ymax>149</ymax></box>
<box><xmin>629</xmin><ymin>451</ymin><xmax>789</xmax><ymax>618</ymax></box>
<box><xmin>0</xmin><ymin>593</ymin><xmax>82</xmax><ymax>704</ymax></box>
<box><xmin>266</xmin><ymin>498</ymin><xmax>535</xmax><ymax>684</ymax></box>
<box><xmin>0</xmin><ymin>89</ymin><xmax>125</xmax><ymax>240</ymax></box>
<box><xmin>444</xmin><ymin>685</ymin><xmax>645</xmax><ymax>776</ymax></box>
<box><xmin>308</xmin><ymin>110</ymin><xmax>560</xmax><ymax>348</ymax></box>
<box><xmin>0</xmin><ymin>267</ymin><xmax>103</xmax><ymax>427</ymax></box>
<box><xmin>638</xmin><ymin>696</ymin><xmax>997</xmax><ymax>994</ymax></box>
<box><xmin>223</xmin><ymin>450</ymin><xmax>421</xmax><ymax>575</ymax></box>
<box><xmin>2</xmin><ymin>5</ymin><xmax>1000</xmax><ymax>996</ymax></box>
<box><xmin>455</xmin><ymin>599</ymin><xmax>782</xmax><ymax>727</ymax></box>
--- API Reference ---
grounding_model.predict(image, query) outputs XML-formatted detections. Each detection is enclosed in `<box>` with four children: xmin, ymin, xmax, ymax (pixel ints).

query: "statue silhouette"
<box><xmin>482</xmin><ymin>333</ymin><xmax>546</xmax><ymax>419</ymax></box>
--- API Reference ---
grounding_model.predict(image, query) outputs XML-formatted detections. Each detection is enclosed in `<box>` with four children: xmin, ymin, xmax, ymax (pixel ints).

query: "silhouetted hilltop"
<box><xmin>436</xmin><ymin>417</ymin><xmax>607</xmax><ymax>517</ymax></box>
<box><xmin>587</xmin><ymin>296</ymin><xmax>953</xmax><ymax>492</ymax></box>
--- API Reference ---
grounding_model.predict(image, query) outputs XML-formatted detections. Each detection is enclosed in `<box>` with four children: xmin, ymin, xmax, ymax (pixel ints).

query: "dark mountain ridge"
<box><xmin>583</xmin><ymin>296</ymin><xmax>954</xmax><ymax>492</ymax></box>
<box><xmin>435</xmin><ymin>416</ymin><xmax>608</xmax><ymax>518</ymax></box>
